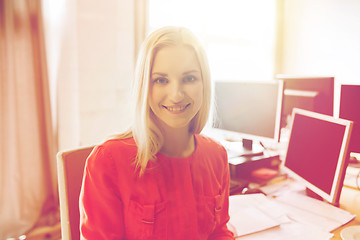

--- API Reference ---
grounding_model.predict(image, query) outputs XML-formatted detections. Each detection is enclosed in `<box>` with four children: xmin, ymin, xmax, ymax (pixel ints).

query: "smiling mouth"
<box><xmin>163</xmin><ymin>104</ymin><xmax>190</xmax><ymax>112</ymax></box>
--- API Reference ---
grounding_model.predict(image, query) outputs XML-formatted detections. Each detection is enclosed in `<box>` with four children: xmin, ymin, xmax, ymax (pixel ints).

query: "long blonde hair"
<box><xmin>114</xmin><ymin>26</ymin><xmax>211</xmax><ymax>176</ymax></box>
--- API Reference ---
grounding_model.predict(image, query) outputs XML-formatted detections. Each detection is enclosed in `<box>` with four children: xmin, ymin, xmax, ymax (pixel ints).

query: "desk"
<box><xmin>331</xmin><ymin>186</ymin><xmax>360</xmax><ymax>239</ymax></box>
<box><xmin>332</xmin><ymin>220</ymin><xmax>360</xmax><ymax>240</ymax></box>
<box><xmin>338</xmin><ymin>186</ymin><xmax>360</xmax><ymax>221</ymax></box>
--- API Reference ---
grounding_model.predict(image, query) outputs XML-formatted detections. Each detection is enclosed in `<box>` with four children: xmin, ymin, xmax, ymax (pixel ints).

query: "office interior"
<box><xmin>1</xmin><ymin>0</ymin><xmax>360</xmax><ymax>239</ymax></box>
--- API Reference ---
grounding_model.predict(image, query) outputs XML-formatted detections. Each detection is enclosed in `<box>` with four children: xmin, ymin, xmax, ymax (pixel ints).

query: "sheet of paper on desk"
<box><xmin>228</xmin><ymin>194</ymin><xmax>286</xmax><ymax>237</ymax></box>
<box><xmin>274</xmin><ymin>192</ymin><xmax>356</xmax><ymax>232</ymax></box>
<box><xmin>235</xmin><ymin>221</ymin><xmax>333</xmax><ymax>240</ymax></box>
<box><xmin>228</xmin><ymin>193</ymin><xmax>333</xmax><ymax>240</ymax></box>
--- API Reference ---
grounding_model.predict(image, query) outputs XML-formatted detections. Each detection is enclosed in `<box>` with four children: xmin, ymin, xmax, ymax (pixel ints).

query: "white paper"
<box><xmin>228</xmin><ymin>194</ymin><xmax>284</xmax><ymax>237</ymax></box>
<box><xmin>274</xmin><ymin>192</ymin><xmax>356</xmax><ymax>232</ymax></box>
<box><xmin>235</xmin><ymin>221</ymin><xmax>333</xmax><ymax>240</ymax></box>
<box><xmin>228</xmin><ymin>193</ymin><xmax>334</xmax><ymax>240</ymax></box>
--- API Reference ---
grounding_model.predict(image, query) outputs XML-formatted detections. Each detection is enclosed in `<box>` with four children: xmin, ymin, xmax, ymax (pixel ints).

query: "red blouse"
<box><xmin>79</xmin><ymin>134</ymin><xmax>234</xmax><ymax>240</ymax></box>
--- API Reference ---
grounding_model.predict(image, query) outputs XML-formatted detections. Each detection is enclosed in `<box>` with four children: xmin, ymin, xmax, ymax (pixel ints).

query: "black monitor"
<box><xmin>339</xmin><ymin>84</ymin><xmax>360</xmax><ymax>155</ymax></box>
<box><xmin>213</xmin><ymin>80</ymin><xmax>283</xmax><ymax>151</ymax></box>
<box><xmin>276</xmin><ymin>75</ymin><xmax>334</xmax><ymax>129</ymax></box>
<box><xmin>283</xmin><ymin>108</ymin><xmax>353</xmax><ymax>205</ymax></box>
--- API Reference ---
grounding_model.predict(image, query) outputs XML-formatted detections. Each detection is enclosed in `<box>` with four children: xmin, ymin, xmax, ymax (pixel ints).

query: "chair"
<box><xmin>57</xmin><ymin>146</ymin><xmax>94</xmax><ymax>240</ymax></box>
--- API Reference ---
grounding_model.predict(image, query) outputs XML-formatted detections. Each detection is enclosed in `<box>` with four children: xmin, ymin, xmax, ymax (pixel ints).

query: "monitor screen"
<box><xmin>340</xmin><ymin>84</ymin><xmax>360</xmax><ymax>154</ymax></box>
<box><xmin>213</xmin><ymin>80</ymin><xmax>283</xmax><ymax>143</ymax></box>
<box><xmin>283</xmin><ymin>108</ymin><xmax>353</xmax><ymax>205</ymax></box>
<box><xmin>276</xmin><ymin>75</ymin><xmax>334</xmax><ymax>129</ymax></box>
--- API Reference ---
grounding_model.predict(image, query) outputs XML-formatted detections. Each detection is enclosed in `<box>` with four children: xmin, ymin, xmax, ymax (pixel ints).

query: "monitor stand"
<box><xmin>241</xmin><ymin>138</ymin><xmax>264</xmax><ymax>157</ymax></box>
<box><xmin>225</xmin><ymin>139</ymin><xmax>264</xmax><ymax>158</ymax></box>
<box><xmin>201</xmin><ymin>128</ymin><xmax>264</xmax><ymax>158</ymax></box>
<box><xmin>242</xmin><ymin>139</ymin><xmax>254</xmax><ymax>150</ymax></box>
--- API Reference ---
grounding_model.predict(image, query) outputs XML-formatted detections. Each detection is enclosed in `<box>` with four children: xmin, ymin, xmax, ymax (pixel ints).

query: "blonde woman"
<box><xmin>79</xmin><ymin>26</ymin><xmax>234</xmax><ymax>239</ymax></box>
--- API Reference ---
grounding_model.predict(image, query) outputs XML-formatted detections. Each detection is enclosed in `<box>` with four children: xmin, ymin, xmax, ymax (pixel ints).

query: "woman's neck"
<box><xmin>159</xmin><ymin>125</ymin><xmax>196</xmax><ymax>158</ymax></box>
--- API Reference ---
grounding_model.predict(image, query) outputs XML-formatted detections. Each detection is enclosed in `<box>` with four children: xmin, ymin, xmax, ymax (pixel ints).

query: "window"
<box><xmin>148</xmin><ymin>0</ymin><xmax>278</xmax><ymax>81</ymax></box>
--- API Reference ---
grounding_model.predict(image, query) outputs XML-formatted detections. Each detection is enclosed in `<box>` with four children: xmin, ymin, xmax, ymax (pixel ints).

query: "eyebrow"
<box><xmin>151</xmin><ymin>72</ymin><xmax>168</xmax><ymax>77</ymax></box>
<box><xmin>182</xmin><ymin>70</ymin><xmax>200</xmax><ymax>75</ymax></box>
<box><xmin>151</xmin><ymin>70</ymin><xmax>200</xmax><ymax>77</ymax></box>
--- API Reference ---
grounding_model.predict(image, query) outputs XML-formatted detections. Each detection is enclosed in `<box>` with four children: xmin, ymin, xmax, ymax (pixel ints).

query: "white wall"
<box><xmin>281</xmin><ymin>0</ymin><xmax>360</xmax><ymax>84</ymax></box>
<box><xmin>280</xmin><ymin>0</ymin><xmax>360</xmax><ymax>114</ymax></box>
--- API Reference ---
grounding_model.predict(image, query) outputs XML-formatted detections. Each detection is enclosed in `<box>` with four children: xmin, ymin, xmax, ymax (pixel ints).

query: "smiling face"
<box><xmin>149</xmin><ymin>45</ymin><xmax>204</xmax><ymax>131</ymax></box>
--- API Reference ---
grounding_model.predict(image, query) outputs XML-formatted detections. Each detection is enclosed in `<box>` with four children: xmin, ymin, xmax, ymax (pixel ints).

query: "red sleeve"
<box><xmin>79</xmin><ymin>145</ymin><xmax>124</xmax><ymax>239</ymax></box>
<box><xmin>209</xmin><ymin>146</ymin><xmax>235</xmax><ymax>240</ymax></box>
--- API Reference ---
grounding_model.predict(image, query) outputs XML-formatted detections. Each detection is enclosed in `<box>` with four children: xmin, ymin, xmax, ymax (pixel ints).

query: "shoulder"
<box><xmin>195</xmin><ymin>134</ymin><xmax>228</xmax><ymax>161</ymax></box>
<box><xmin>194</xmin><ymin>134</ymin><xmax>230</xmax><ymax>180</ymax></box>
<box><xmin>100</xmin><ymin>137</ymin><xmax>137</xmax><ymax>155</ymax></box>
<box><xmin>86</xmin><ymin>137</ymin><xmax>137</xmax><ymax>171</ymax></box>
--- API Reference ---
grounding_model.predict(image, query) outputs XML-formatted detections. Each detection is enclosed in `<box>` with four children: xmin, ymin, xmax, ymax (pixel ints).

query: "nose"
<box><xmin>168</xmin><ymin>81</ymin><xmax>184</xmax><ymax>103</ymax></box>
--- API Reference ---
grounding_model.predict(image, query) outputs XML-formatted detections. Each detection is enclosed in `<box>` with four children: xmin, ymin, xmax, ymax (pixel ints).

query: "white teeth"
<box><xmin>166</xmin><ymin>105</ymin><xmax>187</xmax><ymax>112</ymax></box>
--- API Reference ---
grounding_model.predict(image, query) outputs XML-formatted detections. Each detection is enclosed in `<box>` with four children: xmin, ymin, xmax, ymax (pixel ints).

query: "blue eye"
<box><xmin>183</xmin><ymin>75</ymin><xmax>196</xmax><ymax>82</ymax></box>
<box><xmin>154</xmin><ymin>77</ymin><xmax>168</xmax><ymax>84</ymax></box>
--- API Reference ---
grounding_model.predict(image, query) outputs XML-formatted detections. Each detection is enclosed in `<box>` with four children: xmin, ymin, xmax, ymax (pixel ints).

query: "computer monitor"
<box><xmin>282</xmin><ymin>108</ymin><xmax>353</xmax><ymax>205</ymax></box>
<box><xmin>213</xmin><ymin>80</ymin><xmax>283</xmax><ymax>149</ymax></box>
<box><xmin>276</xmin><ymin>75</ymin><xmax>334</xmax><ymax>129</ymax></box>
<box><xmin>339</xmin><ymin>84</ymin><xmax>360</xmax><ymax>155</ymax></box>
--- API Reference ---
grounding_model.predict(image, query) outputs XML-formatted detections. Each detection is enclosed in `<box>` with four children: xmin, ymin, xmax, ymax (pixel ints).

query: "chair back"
<box><xmin>57</xmin><ymin>146</ymin><xmax>94</xmax><ymax>240</ymax></box>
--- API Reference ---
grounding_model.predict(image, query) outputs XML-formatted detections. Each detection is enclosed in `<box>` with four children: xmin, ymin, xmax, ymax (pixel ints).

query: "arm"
<box><xmin>79</xmin><ymin>146</ymin><xmax>124</xmax><ymax>239</ymax></box>
<box><xmin>209</xmin><ymin>148</ymin><xmax>235</xmax><ymax>240</ymax></box>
